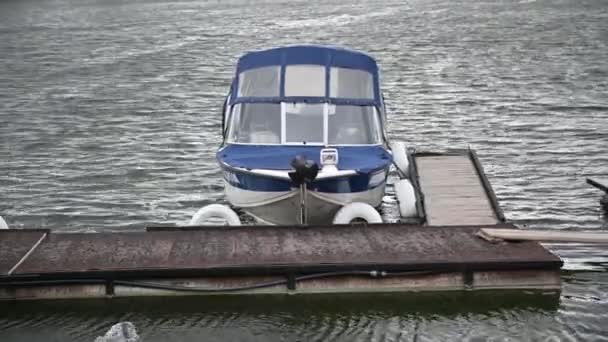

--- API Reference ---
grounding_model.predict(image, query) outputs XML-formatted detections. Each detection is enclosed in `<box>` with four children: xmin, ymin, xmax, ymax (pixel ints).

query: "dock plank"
<box><xmin>415</xmin><ymin>154</ymin><xmax>499</xmax><ymax>226</ymax></box>
<box><xmin>9</xmin><ymin>224</ymin><xmax>561</xmax><ymax>279</ymax></box>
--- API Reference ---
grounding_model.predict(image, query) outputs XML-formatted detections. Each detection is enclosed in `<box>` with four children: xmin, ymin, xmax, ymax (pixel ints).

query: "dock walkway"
<box><xmin>0</xmin><ymin>224</ymin><xmax>561</xmax><ymax>300</ymax></box>
<box><xmin>413</xmin><ymin>151</ymin><xmax>504</xmax><ymax>226</ymax></box>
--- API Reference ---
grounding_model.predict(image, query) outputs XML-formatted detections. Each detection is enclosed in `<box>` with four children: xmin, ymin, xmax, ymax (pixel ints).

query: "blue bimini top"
<box><xmin>229</xmin><ymin>45</ymin><xmax>382</xmax><ymax>108</ymax></box>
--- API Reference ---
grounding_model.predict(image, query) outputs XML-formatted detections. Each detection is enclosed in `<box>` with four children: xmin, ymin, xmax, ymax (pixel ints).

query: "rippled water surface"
<box><xmin>1</xmin><ymin>0</ymin><xmax>607</xmax><ymax>340</ymax></box>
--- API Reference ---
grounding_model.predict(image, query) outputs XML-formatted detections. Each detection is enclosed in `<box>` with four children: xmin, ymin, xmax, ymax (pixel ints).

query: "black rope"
<box><xmin>0</xmin><ymin>270</ymin><xmax>441</xmax><ymax>293</ymax></box>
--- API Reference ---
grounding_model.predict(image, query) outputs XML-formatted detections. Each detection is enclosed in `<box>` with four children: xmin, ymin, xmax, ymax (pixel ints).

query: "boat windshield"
<box><xmin>226</xmin><ymin>103</ymin><xmax>382</xmax><ymax>145</ymax></box>
<box><xmin>227</xmin><ymin>103</ymin><xmax>281</xmax><ymax>144</ymax></box>
<box><xmin>328</xmin><ymin>105</ymin><xmax>381</xmax><ymax>145</ymax></box>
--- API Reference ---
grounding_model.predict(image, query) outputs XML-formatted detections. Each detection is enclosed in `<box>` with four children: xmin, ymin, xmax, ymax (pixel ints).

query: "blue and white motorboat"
<box><xmin>217</xmin><ymin>45</ymin><xmax>393</xmax><ymax>225</ymax></box>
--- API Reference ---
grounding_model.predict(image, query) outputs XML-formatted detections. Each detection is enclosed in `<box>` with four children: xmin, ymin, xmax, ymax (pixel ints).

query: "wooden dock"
<box><xmin>0</xmin><ymin>224</ymin><xmax>561</xmax><ymax>300</ymax></box>
<box><xmin>412</xmin><ymin>151</ymin><xmax>504</xmax><ymax>226</ymax></box>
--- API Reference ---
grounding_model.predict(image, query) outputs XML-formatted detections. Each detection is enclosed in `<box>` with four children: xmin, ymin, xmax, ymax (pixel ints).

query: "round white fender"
<box><xmin>395</xmin><ymin>179</ymin><xmax>417</xmax><ymax>218</ymax></box>
<box><xmin>332</xmin><ymin>202</ymin><xmax>383</xmax><ymax>224</ymax></box>
<box><xmin>190</xmin><ymin>204</ymin><xmax>241</xmax><ymax>226</ymax></box>
<box><xmin>0</xmin><ymin>215</ymin><xmax>8</xmax><ymax>229</ymax></box>
<box><xmin>389</xmin><ymin>141</ymin><xmax>410</xmax><ymax>178</ymax></box>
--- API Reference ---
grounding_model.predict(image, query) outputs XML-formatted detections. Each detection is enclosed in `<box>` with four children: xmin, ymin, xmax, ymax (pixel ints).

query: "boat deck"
<box><xmin>0</xmin><ymin>224</ymin><xmax>561</xmax><ymax>300</ymax></box>
<box><xmin>412</xmin><ymin>150</ymin><xmax>505</xmax><ymax>226</ymax></box>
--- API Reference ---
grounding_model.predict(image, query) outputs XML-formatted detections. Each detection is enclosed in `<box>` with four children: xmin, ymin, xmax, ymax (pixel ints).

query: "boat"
<box><xmin>216</xmin><ymin>45</ymin><xmax>392</xmax><ymax>225</ymax></box>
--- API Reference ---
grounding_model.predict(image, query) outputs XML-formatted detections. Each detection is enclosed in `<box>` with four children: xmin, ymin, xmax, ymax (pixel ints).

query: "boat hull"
<box><xmin>218</xmin><ymin>144</ymin><xmax>392</xmax><ymax>225</ymax></box>
<box><xmin>223</xmin><ymin>172</ymin><xmax>387</xmax><ymax>225</ymax></box>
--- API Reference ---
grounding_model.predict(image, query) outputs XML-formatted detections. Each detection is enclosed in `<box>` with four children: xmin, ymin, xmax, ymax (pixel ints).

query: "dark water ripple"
<box><xmin>1</xmin><ymin>0</ymin><xmax>608</xmax><ymax>340</ymax></box>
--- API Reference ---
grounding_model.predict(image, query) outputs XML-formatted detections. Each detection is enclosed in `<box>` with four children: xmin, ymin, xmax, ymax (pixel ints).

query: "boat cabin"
<box><xmin>222</xmin><ymin>45</ymin><xmax>386</xmax><ymax>146</ymax></box>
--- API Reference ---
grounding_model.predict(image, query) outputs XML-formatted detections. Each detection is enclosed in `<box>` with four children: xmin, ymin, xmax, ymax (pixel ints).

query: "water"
<box><xmin>0</xmin><ymin>0</ymin><xmax>607</xmax><ymax>340</ymax></box>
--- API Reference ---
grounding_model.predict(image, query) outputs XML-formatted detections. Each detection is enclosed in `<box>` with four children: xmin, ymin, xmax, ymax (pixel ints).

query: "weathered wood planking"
<box><xmin>0</xmin><ymin>225</ymin><xmax>562</xmax><ymax>299</ymax></box>
<box><xmin>0</xmin><ymin>230</ymin><xmax>47</xmax><ymax>275</ymax></box>
<box><xmin>416</xmin><ymin>155</ymin><xmax>498</xmax><ymax>225</ymax></box>
<box><xmin>4</xmin><ymin>225</ymin><xmax>560</xmax><ymax>279</ymax></box>
<box><xmin>478</xmin><ymin>228</ymin><xmax>608</xmax><ymax>244</ymax></box>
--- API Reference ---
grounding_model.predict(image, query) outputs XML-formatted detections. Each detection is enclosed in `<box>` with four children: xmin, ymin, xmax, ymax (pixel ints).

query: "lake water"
<box><xmin>1</xmin><ymin>0</ymin><xmax>607</xmax><ymax>340</ymax></box>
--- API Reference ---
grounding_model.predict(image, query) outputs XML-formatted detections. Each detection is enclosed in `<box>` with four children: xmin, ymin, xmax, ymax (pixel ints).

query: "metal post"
<box><xmin>299</xmin><ymin>183</ymin><xmax>307</xmax><ymax>225</ymax></box>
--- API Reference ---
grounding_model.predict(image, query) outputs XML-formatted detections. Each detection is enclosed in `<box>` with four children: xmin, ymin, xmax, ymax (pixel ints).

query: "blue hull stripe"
<box><xmin>222</xmin><ymin>166</ymin><xmax>388</xmax><ymax>193</ymax></box>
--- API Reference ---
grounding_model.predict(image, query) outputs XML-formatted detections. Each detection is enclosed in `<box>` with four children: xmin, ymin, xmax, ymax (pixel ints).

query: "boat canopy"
<box><xmin>229</xmin><ymin>45</ymin><xmax>382</xmax><ymax>108</ymax></box>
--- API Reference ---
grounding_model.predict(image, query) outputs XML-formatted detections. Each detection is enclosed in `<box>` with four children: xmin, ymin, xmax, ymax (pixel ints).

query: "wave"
<box><xmin>273</xmin><ymin>8</ymin><xmax>398</xmax><ymax>29</ymax></box>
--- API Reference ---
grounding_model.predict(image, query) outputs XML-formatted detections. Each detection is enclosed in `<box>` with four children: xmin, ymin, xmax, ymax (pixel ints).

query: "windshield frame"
<box><xmin>225</xmin><ymin>102</ymin><xmax>384</xmax><ymax>146</ymax></box>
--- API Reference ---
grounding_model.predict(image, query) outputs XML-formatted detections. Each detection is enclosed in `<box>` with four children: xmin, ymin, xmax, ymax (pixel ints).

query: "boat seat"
<box><xmin>334</xmin><ymin>126</ymin><xmax>367</xmax><ymax>144</ymax></box>
<box><xmin>249</xmin><ymin>131</ymin><xmax>280</xmax><ymax>144</ymax></box>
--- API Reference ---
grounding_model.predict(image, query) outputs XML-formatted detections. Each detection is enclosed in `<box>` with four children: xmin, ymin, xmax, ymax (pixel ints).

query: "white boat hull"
<box><xmin>224</xmin><ymin>181</ymin><xmax>385</xmax><ymax>225</ymax></box>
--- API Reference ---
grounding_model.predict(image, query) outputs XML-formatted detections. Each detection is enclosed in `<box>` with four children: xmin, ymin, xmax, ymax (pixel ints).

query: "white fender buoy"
<box><xmin>395</xmin><ymin>179</ymin><xmax>417</xmax><ymax>218</ymax></box>
<box><xmin>0</xmin><ymin>215</ymin><xmax>8</xmax><ymax>229</ymax></box>
<box><xmin>333</xmin><ymin>202</ymin><xmax>383</xmax><ymax>224</ymax></box>
<box><xmin>389</xmin><ymin>141</ymin><xmax>410</xmax><ymax>178</ymax></box>
<box><xmin>190</xmin><ymin>204</ymin><xmax>241</xmax><ymax>226</ymax></box>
